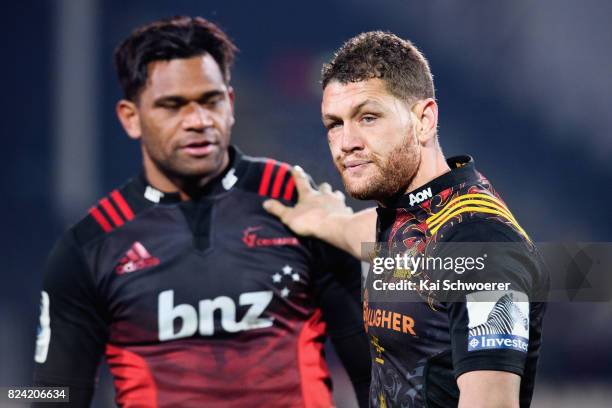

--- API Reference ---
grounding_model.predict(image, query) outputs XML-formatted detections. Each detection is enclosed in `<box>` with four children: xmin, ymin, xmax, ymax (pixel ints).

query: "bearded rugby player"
<box><xmin>265</xmin><ymin>31</ymin><xmax>548</xmax><ymax>408</ymax></box>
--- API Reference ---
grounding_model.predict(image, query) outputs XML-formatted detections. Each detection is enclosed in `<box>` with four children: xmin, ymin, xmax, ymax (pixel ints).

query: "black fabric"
<box><xmin>180</xmin><ymin>199</ymin><xmax>214</xmax><ymax>251</ymax></box>
<box><xmin>33</xmin><ymin>232</ymin><xmax>108</xmax><ymax>397</ymax></box>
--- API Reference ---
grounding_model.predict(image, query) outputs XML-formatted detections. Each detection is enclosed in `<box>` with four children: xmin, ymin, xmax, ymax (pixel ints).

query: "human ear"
<box><xmin>116</xmin><ymin>99</ymin><xmax>142</xmax><ymax>140</ymax></box>
<box><xmin>412</xmin><ymin>98</ymin><xmax>438</xmax><ymax>143</ymax></box>
<box><xmin>227</xmin><ymin>86</ymin><xmax>236</xmax><ymax>127</ymax></box>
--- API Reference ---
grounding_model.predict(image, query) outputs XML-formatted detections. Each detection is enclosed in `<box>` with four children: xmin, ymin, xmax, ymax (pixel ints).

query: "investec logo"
<box><xmin>468</xmin><ymin>334</ymin><xmax>529</xmax><ymax>352</ymax></box>
<box><xmin>408</xmin><ymin>187</ymin><xmax>432</xmax><ymax>206</ymax></box>
<box><xmin>158</xmin><ymin>290</ymin><xmax>273</xmax><ymax>341</ymax></box>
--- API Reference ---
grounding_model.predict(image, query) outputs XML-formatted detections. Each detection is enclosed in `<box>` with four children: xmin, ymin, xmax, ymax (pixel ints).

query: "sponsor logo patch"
<box><xmin>158</xmin><ymin>290</ymin><xmax>273</xmax><ymax>340</ymax></box>
<box><xmin>466</xmin><ymin>290</ymin><xmax>529</xmax><ymax>352</ymax></box>
<box><xmin>408</xmin><ymin>187</ymin><xmax>433</xmax><ymax>206</ymax></box>
<box><xmin>468</xmin><ymin>334</ymin><xmax>529</xmax><ymax>352</ymax></box>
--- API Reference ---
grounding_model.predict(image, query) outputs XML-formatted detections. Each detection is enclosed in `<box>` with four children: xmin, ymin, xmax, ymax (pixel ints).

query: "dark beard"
<box><xmin>342</xmin><ymin>142</ymin><xmax>420</xmax><ymax>201</ymax></box>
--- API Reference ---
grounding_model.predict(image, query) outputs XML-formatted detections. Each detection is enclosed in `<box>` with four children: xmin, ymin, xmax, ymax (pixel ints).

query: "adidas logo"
<box><xmin>115</xmin><ymin>242</ymin><xmax>160</xmax><ymax>275</ymax></box>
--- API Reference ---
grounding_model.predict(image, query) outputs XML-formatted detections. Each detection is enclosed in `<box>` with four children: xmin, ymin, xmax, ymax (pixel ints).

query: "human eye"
<box><xmin>156</xmin><ymin>99</ymin><xmax>183</xmax><ymax>111</ymax></box>
<box><xmin>325</xmin><ymin>121</ymin><xmax>343</xmax><ymax>131</ymax></box>
<box><xmin>199</xmin><ymin>93</ymin><xmax>225</xmax><ymax>109</ymax></box>
<box><xmin>360</xmin><ymin>114</ymin><xmax>378</xmax><ymax>124</ymax></box>
<box><xmin>206</xmin><ymin>96</ymin><xmax>223</xmax><ymax>108</ymax></box>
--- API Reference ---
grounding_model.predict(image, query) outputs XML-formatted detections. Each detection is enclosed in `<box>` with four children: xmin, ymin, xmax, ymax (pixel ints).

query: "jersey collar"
<box><xmin>133</xmin><ymin>145</ymin><xmax>249</xmax><ymax>204</ymax></box>
<box><xmin>383</xmin><ymin>155</ymin><xmax>479</xmax><ymax>210</ymax></box>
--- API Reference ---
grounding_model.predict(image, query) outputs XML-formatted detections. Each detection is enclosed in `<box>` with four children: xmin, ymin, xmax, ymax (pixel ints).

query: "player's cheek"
<box><xmin>327</xmin><ymin>133</ymin><xmax>341</xmax><ymax>157</ymax></box>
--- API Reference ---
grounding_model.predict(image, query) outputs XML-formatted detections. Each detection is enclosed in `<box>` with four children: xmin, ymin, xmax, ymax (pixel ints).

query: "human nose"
<box><xmin>340</xmin><ymin>123</ymin><xmax>365</xmax><ymax>153</ymax></box>
<box><xmin>182</xmin><ymin>102</ymin><xmax>213</xmax><ymax>131</ymax></box>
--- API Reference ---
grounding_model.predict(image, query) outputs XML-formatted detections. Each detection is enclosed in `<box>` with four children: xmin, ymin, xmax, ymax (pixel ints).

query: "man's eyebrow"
<box><xmin>322</xmin><ymin>99</ymin><xmax>382</xmax><ymax>121</ymax></box>
<box><xmin>196</xmin><ymin>90</ymin><xmax>225</xmax><ymax>101</ymax></box>
<box><xmin>352</xmin><ymin>99</ymin><xmax>383</xmax><ymax>113</ymax></box>
<box><xmin>322</xmin><ymin>112</ymin><xmax>341</xmax><ymax>122</ymax></box>
<box><xmin>153</xmin><ymin>90</ymin><xmax>225</xmax><ymax>105</ymax></box>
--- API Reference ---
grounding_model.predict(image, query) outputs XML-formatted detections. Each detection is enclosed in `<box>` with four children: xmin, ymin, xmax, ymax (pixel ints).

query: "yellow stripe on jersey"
<box><xmin>426</xmin><ymin>193</ymin><xmax>529</xmax><ymax>240</ymax></box>
<box><xmin>427</xmin><ymin>193</ymin><xmax>510</xmax><ymax>225</ymax></box>
<box><xmin>428</xmin><ymin>198</ymin><xmax>515</xmax><ymax>229</ymax></box>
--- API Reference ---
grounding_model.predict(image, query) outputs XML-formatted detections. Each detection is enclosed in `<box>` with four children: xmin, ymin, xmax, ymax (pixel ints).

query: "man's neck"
<box><xmin>377</xmin><ymin>147</ymin><xmax>451</xmax><ymax>208</ymax></box>
<box><xmin>142</xmin><ymin>151</ymin><xmax>230</xmax><ymax>201</ymax></box>
<box><xmin>404</xmin><ymin>149</ymin><xmax>451</xmax><ymax>195</ymax></box>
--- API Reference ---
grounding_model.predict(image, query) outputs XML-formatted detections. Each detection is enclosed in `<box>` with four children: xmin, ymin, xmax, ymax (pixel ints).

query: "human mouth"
<box><xmin>180</xmin><ymin>140</ymin><xmax>218</xmax><ymax>157</ymax></box>
<box><xmin>342</xmin><ymin>159</ymin><xmax>372</xmax><ymax>174</ymax></box>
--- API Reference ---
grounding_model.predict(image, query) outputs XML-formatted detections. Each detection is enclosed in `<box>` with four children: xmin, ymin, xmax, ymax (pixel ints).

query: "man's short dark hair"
<box><xmin>321</xmin><ymin>31</ymin><xmax>434</xmax><ymax>103</ymax></box>
<box><xmin>114</xmin><ymin>16</ymin><xmax>238</xmax><ymax>101</ymax></box>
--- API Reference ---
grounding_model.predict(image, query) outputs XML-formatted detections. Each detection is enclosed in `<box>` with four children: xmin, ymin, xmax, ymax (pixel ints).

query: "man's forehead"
<box><xmin>322</xmin><ymin>79</ymin><xmax>390</xmax><ymax>111</ymax></box>
<box><xmin>145</xmin><ymin>54</ymin><xmax>226</xmax><ymax>97</ymax></box>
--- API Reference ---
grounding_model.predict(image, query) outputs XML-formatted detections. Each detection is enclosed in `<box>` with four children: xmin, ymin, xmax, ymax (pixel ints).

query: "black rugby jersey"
<box><xmin>33</xmin><ymin>146</ymin><xmax>370</xmax><ymax>408</ymax></box>
<box><xmin>364</xmin><ymin>156</ymin><xmax>548</xmax><ymax>408</ymax></box>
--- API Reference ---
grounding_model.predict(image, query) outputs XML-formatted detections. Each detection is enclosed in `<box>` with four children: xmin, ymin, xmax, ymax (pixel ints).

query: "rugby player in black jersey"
<box><xmin>32</xmin><ymin>16</ymin><xmax>371</xmax><ymax>407</ymax></box>
<box><xmin>265</xmin><ymin>32</ymin><xmax>548</xmax><ymax>407</ymax></box>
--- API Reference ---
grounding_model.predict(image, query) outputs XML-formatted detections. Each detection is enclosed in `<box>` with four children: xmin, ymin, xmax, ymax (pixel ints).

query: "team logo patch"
<box><xmin>242</xmin><ymin>226</ymin><xmax>299</xmax><ymax>248</ymax></box>
<box><xmin>466</xmin><ymin>290</ymin><xmax>529</xmax><ymax>352</ymax></box>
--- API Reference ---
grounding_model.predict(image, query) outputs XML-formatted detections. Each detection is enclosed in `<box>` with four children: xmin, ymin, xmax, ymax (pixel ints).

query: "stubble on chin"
<box><xmin>339</xmin><ymin>143</ymin><xmax>420</xmax><ymax>201</ymax></box>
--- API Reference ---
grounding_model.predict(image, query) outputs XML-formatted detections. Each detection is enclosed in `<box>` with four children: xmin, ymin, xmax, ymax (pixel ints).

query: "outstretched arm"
<box><xmin>263</xmin><ymin>166</ymin><xmax>376</xmax><ymax>260</ymax></box>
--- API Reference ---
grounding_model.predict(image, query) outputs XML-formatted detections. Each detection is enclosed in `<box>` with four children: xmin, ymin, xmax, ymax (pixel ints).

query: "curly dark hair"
<box><xmin>114</xmin><ymin>16</ymin><xmax>238</xmax><ymax>101</ymax></box>
<box><xmin>321</xmin><ymin>31</ymin><xmax>434</xmax><ymax>102</ymax></box>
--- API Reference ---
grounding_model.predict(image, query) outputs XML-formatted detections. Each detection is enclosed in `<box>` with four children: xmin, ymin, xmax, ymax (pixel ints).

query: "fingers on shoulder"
<box><xmin>263</xmin><ymin>199</ymin><xmax>289</xmax><ymax>219</ymax></box>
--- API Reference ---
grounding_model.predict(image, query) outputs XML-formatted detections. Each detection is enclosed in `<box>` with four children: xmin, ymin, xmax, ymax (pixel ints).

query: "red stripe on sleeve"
<box><xmin>270</xmin><ymin>163</ymin><xmax>290</xmax><ymax>199</ymax></box>
<box><xmin>258</xmin><ymin>160</ymin><xmax>276</xmax><ymax>196</ymax></box>
<box><xmin>100</xmin><ymin>197</ymin><xmax>124</xmax><ymax>227</ymax></box>
<box><xmin>283</xmin><ymin>176</ymin><xmax>296</xmax><ymax>201</ymax></box>
<box><xmin>111</xmin><ymin>190</ymin><xmax>135</xmax><ymax>221</ymax></box>
<box><xmin>89</xmin><ymin>207</ymin><xmax>113</xmax><ymax>232</ymax></box>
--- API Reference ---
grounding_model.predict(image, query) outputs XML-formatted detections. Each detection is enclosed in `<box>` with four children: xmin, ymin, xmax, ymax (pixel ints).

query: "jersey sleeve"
<box><xmin>309</xmin><ymin>241</ymin><xmax>371</xmax><ymax>408</ymax></box>
<box><xmin>33</xmin><ymin>230</ymin><xmax>109</xmax><ymax>406</ymax></box>
<box><xmin>435</xmin><ymin>219</ymin><xmax>543</xmax><ymax>379</ymax></box>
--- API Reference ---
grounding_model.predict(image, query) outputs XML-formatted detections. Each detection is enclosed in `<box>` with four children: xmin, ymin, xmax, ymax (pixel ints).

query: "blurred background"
<box><xmin>3</xmin><ymin>0</ymin><xmax>612</xmax><ymax>406</ymax></box>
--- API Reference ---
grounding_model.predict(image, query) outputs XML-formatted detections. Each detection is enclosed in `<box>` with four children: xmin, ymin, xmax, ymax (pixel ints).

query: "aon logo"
<box><xmin>408</xmin><ymin>187</ymin><xmax>432</xmax><ymax>206</ymax></box>
<box><xmin>158</xmin><ymin>290</ymin><xmax>274</xmax><ymax>341</ymax></box>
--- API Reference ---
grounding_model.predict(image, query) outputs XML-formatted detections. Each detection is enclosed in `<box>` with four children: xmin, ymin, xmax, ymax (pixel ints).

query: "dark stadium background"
<box><xmin>3</xmin><ymin>1</ymin><xmax>612</xmax><ymax>406</ymax></box>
